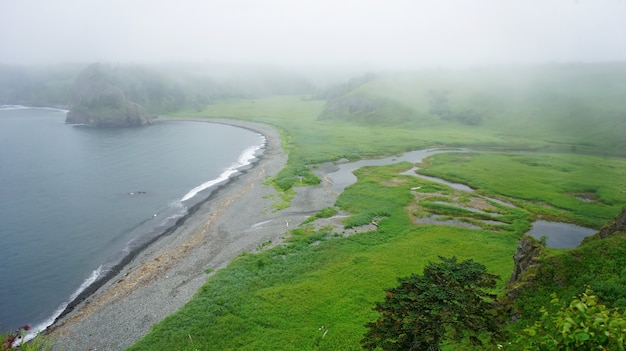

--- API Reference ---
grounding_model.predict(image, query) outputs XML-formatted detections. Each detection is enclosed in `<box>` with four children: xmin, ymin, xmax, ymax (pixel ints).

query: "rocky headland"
<box><xmin>65</xmin><ymin>63</ymin><xmax>153</xmax><ymax>127</ymax></box>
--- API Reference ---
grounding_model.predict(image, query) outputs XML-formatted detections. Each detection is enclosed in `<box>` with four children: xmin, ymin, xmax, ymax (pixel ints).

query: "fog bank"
<box><xmin>1</xmin><ymin>1</ymin><xmax>625</xmax><ymax>69</ymax></box>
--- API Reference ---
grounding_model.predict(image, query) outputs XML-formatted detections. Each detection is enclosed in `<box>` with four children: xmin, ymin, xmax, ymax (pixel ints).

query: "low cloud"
<box><xmin>1</xmin><ymin>0</ymin><xmax>625</xmax><ymax>68</ymax></box>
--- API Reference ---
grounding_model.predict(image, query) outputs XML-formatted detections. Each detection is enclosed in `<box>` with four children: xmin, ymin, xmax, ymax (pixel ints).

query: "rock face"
<box><xmin>66</xmin><ymin>63</ymin><xmax>153</xmax><ymax>127</ymax></box>
<box><xmin>507</xmin><ymin>208</ymin><xmax>626</xmax><ymax>286</ymax></box>
<box><xmin>507</xmin><ymin>235</ymin><xmax>544</xmax><ymax>286</ymax></box>
<box><xmin>598</xmin><ymin>206</ymin><xmax>626</xmax><ymax>239</ymax></box>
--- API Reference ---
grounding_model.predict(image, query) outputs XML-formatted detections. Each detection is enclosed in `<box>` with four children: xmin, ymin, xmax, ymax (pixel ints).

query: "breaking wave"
<box><xmin>181</xmin><ymin>141</ymin><xmax>264</xmax><ymax>202</ymax></box>
<box><xmin>18</xmin><ymin>266</ymin><xmax>104</xmax><ymax>343</ymax></box>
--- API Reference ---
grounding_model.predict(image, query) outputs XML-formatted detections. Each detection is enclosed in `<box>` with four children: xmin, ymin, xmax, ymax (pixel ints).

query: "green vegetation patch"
<box><xmin>130</xmin><ymin>163</ymin><xmax>517</xmax><ymax>351</ymax></box>
<box><xmin>348</xmin><ymin>65</ymin><xmax>626</xmax><ymax>155</ymax></box>
<box><xmin>145</xmin><ymin>64</ymin><xmax>626</xmax><ymax>349</ymax></box>
<box><xmin>129</xmin><ymin>145</ymin><xmax>624</xmax><ymax>350</ymax></box>
<box><xmin>171</xmin><ymin>95</ymin><xmax>544</xmax><ymax>192</ymax></box>
<box><xmin>336</xmin><ymin>164</ymin><xmax>415</xmax><ymax>229</ymax></box>
<box><xmin>130</xmin><ymin>228</ymin><xmax>516</xmax><ymax>351</ymax></box>
<box><xmin>419</xmin><ymin>152</ymin><xmax>626</xmax><ymax>228</ymax></box>
<box><xmin>506</xmin><ymin>234</ymin><xmax>626</xmax><ymax>340</ymax></box>
<box><xmin>301</xmin><ymin>207</ymin><xmax>339</xmax><ymax>225</ymax></box>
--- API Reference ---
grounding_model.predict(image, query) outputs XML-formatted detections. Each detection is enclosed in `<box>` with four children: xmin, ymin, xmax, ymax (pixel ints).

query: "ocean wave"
<box><xmin>0</xmin><ymin>105</ymin><xmax>68</xmax><ymax>113</ymax></box>
<box><xmin>121</xmin><ymin>200</ymin><xmax>187</xmax><ymax>253</ymax></box>
<box><xmin>4</xmin><ymin>116</ymin><xmax>265</xmax><ymax>342</ymax></box>
<box><xmin>17</xmin><ymin>266</ymin><xmax>105</xmax><ymax>344</ymax></box>
<box><xmin>31</xmin><ymin>200</ymin><xmax>190</xmax><ymax>339</ymax></box>
<box><xmin>180</xmin><ymin>141</ymin><xmax>264</xmax><ymax>202</ymax></box>
<box><xmin>19</xmin><ymin>134</ymin><xmax>265</xmax><ymax>341</ymax></box>
<box><xmin>0</xmin><ymin>104</ymin><xmax>29</xmax><ymax>110</ymax></box>
<box><xmin>69</xmin><ymin>266</ymin><xmax>105</xmax><ymax>302</ymax></box>
<box><xmin>39</xmin><ymin>107</ymin><xmax>69</xmax><ymax>113</ymax></box>
<box><xmin>157</xmin><ymin>201</ymin><xmax>187</xmax><ymax>226</ymax></box>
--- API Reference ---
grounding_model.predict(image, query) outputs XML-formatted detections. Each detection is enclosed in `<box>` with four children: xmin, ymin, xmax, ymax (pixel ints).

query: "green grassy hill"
<box><xmin>128</xmin><ymin>153</ymin><xmax>626</xmax><ymax>350</ymax></box>
<box><xmin>137</xmin><ymin>63</ymin><xmax>626</xmax><ymax>350</ymax></box>
<box><xmin>319</xmin><ymin>64</ymin><xmax>626</xmax><ymax>156</ymax></box>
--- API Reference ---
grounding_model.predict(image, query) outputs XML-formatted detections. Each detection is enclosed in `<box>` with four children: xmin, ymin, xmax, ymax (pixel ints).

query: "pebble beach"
<box><xmin>47</xmin><ymin>119</ymin><xmax>338</xmax><ymax>350</ymax></box>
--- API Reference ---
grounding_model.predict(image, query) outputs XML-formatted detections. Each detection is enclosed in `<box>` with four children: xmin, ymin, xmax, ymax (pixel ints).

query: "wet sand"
<box><xmin>47</xmin><ymin>118</ymin><xmax>338</xmax><ymax>350</ymax></box>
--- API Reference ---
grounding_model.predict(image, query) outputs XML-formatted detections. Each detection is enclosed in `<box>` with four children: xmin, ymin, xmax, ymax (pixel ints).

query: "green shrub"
<box><xmin>519</xmin><ymin>289</ymin><xmax>626</xmax><ymax>350</ymax></box>
<box><xmin>301</xmin><ymin>207</ymin><xmax>338</xmax><ymax>225</ymax></box>
<box><xmin>361</xmin><ymin>257</ymin><xmax>501</xmax><ymax>350</ymax></box>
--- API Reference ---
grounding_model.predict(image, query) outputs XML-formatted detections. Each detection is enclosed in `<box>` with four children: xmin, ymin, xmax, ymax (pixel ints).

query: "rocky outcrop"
<box><xmin>506</xmin><ymin>208</ymin><xmax>626</xmax><ymax>286</ymax></box>
<box><xmin>598</xmin><ymin>206</ymin><xmax>626</xmax><ymax>239</ymax></box>
<box><xmin>507</xmin><ymin>235</ymin><xmax>544</xmax><ymax>287</ymax></box>
<box><xmin>500</xmin><ymin>235</ymin><xmax>544</xmax><ymax>320</ymax></box>
<box><xmin>65</xmin><ymin>63</ymin><xmax>153</xmax><ymax>127</ymax></box>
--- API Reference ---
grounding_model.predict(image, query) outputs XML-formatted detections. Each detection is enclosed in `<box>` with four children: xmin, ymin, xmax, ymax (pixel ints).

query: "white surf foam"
<box><xmin>16</xmin><ymin>135</ymin><xmax>265</xmax><ymax>343</ymax></box>
<box><xmin>39</xmin><ymin>107</ymin><xmax>69</xmax><ymax>113</ymax></box>
<box><xmin>16</xmin><ymin>265</ymin><xmax>104</xmax><ymax>343</ymax></box>
<box><xmin>0</xmin><ymin>105</ymin><xmax>68</xmax><ymax>113</ymax></box>
<box><xmin>157</xmin><ymin>200</ymin><xmax>187</xmax><ymax>225</ymax></box>
<box><xmin>0</xmin><ymin>104</ymin><xmax>29</xmax><ymax>110</ymax></box>
<box><xmin>181</xmin><ymin>141</ymin><xmax>264</xmax><ymax>202</ymax></box>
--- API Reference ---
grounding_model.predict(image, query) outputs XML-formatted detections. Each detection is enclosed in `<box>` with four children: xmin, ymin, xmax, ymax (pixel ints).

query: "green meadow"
<box><xmin>418</xmin><ymin>152</ymin><xmax>626</xmax><ymax>228</ymax></box>
<box><xmin>131</xmin><ymin>64</ymin><xmax>626</xmax><ymax>350</ymax></box>
<box><xmin>129</xmin><ymin>165</ymin><xmax>520</xmax><ymax>351</ymax></box>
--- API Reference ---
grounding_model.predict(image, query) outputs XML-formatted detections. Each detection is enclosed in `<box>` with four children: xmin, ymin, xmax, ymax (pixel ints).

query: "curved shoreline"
<box><xmin>49</xmin><ymin>119</ymin><xmax>268</xmax><ymax>324</ymax></box>
<box><xmin>52</xmin><ymin>149</ymin><xmax>264</xmax><ymax>324</ymax></box>
<box><xmin>47</xmin><ymin>118</ymin><xmax>338</xmax><ymax>350</ymax></box>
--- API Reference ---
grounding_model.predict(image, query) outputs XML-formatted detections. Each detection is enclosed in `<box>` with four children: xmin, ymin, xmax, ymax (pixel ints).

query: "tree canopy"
<box><xmin>361</xmin><ymin>256</ymin><xmax>501</xmax><ymax>351</ymax></box>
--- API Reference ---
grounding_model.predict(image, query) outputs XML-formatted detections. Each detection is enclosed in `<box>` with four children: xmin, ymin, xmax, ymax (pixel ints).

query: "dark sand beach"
<box><xmin>47</xmin><ymin>119</ymin><xmax>339</xmax><ymax>350</ymax></box>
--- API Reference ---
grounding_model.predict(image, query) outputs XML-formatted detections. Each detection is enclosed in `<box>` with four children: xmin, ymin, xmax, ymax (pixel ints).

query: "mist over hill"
<box><xmin>316</xmin><ymin>63</ymin><xmax>626</xmax><ymax>155</ymax></box>
<box><xmin>2</xmin><ymin>61</ymin><xmax>625</xmax><ymax>154</ymax></box>
<box><xmin>0</xmin><ymin>64</ymin><xmax>80</xmax><ymax>108</ymax></box>
<box><xmin>0</xmin><ymin>62</ymin><xmax>316</xmax><ymax>112</ymax></box>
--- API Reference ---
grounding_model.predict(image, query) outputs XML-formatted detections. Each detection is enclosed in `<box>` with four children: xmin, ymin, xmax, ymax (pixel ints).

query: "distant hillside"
<box><xmin>66</xmin><ymin>63</ymin><xmax>154</xmax><ymax>127</ymax></box>
<box><xmin>0</xmin><ymin>64</ymin><xmax>80</xmax><ymax>107</ymax></box>
<box><xmin>0</xmin><ymin>62</ymin><xmax>316</xmax><ymax>113</ymax></box>
<box><xmin>318</xmin><ymin>63</ymin><xmax>626</xmax><ymax>155</ymax></box>
<box><xmin>318</xmin><ymin>94</ymin><xmax>421</xmax><ymax>125</ymax></box>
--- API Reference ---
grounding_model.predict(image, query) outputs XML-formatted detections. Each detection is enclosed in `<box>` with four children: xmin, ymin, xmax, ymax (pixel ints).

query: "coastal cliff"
<box><xmin>65</xmin><ymin>63</ymin><xmax>153</xmax><ymax>127</ymax></box>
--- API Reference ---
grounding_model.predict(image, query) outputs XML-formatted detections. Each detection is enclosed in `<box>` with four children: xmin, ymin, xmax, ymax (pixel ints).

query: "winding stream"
<box><xmin>325</xmin><ymin>148</ymin><xmax>596</xmax><ymax>248</ymax></box>
<box><xmin>328</xmin><ymin>148</ymin><xmax>470</xmax><ymax>194</ymax></box>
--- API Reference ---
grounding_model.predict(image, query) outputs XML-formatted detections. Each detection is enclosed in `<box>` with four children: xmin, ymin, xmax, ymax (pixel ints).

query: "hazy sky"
<box><xmin>1</xmin><ymin>0</ymin><xmax>625</xmax><ymax>68</ymax></box>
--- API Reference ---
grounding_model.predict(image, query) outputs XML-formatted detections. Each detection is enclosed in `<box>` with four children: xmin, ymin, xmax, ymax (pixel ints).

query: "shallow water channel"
<box><xmin>326</xmin><ymin>148</ymin><xmax>596</xmax><ymax>248</ymax></box>
<box><xmin>327</xmin><ymin>148</ymin><xmax>470</xmax><ymax>194</ymax></box>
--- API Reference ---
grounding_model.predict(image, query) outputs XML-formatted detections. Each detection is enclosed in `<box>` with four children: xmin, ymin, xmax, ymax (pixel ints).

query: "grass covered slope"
<box><xmin>501</xmin><ymin>208</ymin><xmax>626</xmax><ymax>349</ymax></box>
<box><xmin>173</xmin><ymin>95</ymin><xmax>513</xmax><ymax>191</ymax></box>
<box><xmin>139</xmin><ymin>63</ymin><xmax>626</xmax><ymax>349</ymax></box>
<box><xmin>511</xmin><ymin>234</ymin><xmax>626</xmax><ymax>319</ymax></box>
<box><xmin>177</xmin><ymin>64</ymin><xmax>626</xmax><ymax>167</ymax></box>
<box><xmin>321</xmin><ymin>64</ymin><xmax>626</xmax><ymax>156</ymax></box>
<box><xmin>128</xmin><ymin>152</ymin><xmax>625</xmax><ymax>350</ymax></box>
<box><xmin>129</xmin><ymin>163</ymin><xmax>519</xmax><ymax>351</ymax></box>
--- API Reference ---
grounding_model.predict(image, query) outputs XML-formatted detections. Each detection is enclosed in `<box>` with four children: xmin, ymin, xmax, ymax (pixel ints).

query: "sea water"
<box><xmin>0</xmin><ymin>106</ymin><xmax>264</xmax><ymax>334</ymax></box>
